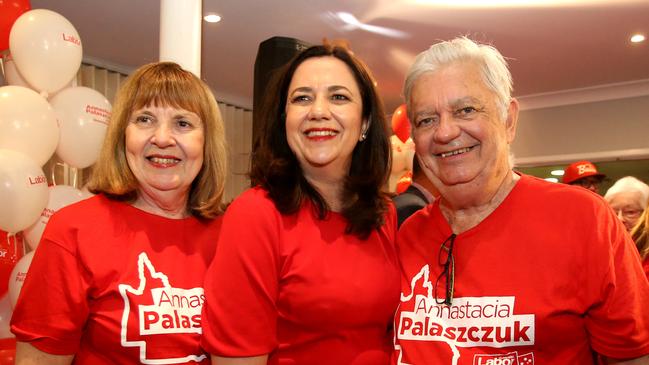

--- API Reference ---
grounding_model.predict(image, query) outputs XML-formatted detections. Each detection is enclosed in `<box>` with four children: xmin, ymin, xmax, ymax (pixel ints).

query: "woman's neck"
<box><xmin>303</xmin><ymin>169</ymin><xmax>346</xmax><ymax>212</ymax></box>
<box><xmin>132</xmin><ymin>188</ymin><xmax>190</xmax><ymax>219</ymax></box>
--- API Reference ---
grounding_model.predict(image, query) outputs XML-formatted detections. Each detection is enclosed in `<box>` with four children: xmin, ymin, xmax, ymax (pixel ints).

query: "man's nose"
<box><xmin>433</xmin><ymin>115</ymin><xmax>461</xmax><ymax>144</ymax></box>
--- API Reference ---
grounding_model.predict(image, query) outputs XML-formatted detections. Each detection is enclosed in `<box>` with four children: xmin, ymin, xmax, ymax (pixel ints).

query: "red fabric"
<box><xmin>393</xmin><ymin>174</ymin><xmax>649</xmax><ymax>364</ymax></box>
<box><xmin>0</xmin><ymin>231</ymin><xmax>25</xmax><ymax>297</ymax></box>
<box><xmin>11</xmin><ymin>195</ymin><xmax>220</xmax><ymax>364</ymax></box>
<box><xmin>0</xmin><ymin>338</ymin><xmax>15</xmax><ymax>365</ymax></box>
<box><xmin>643</xmin><ymin>256</ymin><xmax>649</xmax><ymax>281</ymax></box>
<box><xmin>202</xmin><ymin>187</ymin><xmax>400</xmax><ymax>364</ymax></box>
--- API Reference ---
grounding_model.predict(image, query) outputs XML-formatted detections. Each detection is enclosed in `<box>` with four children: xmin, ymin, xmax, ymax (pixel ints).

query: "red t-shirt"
<box><xmin>393</xmin><ymin>174</ymin><xmax>649</xmax><ymax>365</ymax></box>
<box><xmin>201</xmin><ymin>187</ymin><xmax>400</xmax><ymax>364</ymax></box>
<box><xmin>11</xmin><ymin>195</ymin><xmax>220</xmax><ymax>364</ymax></box>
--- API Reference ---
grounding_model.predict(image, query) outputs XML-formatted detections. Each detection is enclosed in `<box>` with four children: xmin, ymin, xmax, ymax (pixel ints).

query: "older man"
<box><xmin>393</xmin><ymin>37</ymin><xmax>649</xmax><ymax>365</ymax></box>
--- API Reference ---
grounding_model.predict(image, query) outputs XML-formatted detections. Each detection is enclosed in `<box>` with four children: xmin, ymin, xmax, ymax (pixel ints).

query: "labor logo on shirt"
<box><xmin>118</xmin><ymin>252</ymin><xmax>207</xmax><ymax>364</ymax></box>
<box><xmin>395</xmin><ymin>264</ymin><xmax>536</xmax><ymax>365</ymax></box>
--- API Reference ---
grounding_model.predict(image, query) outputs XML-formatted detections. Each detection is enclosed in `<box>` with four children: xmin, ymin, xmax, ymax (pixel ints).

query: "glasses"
<box><xmin>612</xmin><ymin>207</ymin><xmax>643</xmax><ymax>220</ymax></box>
<box><xmin>434</xmin><ymin>233</ymin><xmax>457</xmax><ymax>305</ymax></box>
<box><xmin>572</xmin><ymin>177</ymin><xmax>602</xmax><ymax>189</ymax></box>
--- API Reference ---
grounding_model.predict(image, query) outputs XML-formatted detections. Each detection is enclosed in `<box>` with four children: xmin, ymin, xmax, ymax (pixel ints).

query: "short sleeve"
<box><xmin>10</xmin><ymin>213</ymin><xmax>91</xmax><ymax>355</ymax></box>
<box><xmin>585</xmin><ymin>201</ymin><xmax>649</xmax><ymax>358</ymax></box>
<box><xmin>201</xmin><ymin>189</ymin><xmax>281</xmax><ymax>356</ymax></box>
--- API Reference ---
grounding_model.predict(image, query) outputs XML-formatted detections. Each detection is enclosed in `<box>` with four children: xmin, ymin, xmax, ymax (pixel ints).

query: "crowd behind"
<box><xmin>560</xmin><ymin>160</ymin><xmax>649</xmax><ymax>276</ymax></box>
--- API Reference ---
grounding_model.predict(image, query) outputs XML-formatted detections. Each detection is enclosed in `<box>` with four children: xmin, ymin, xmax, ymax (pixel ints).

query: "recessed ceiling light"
<box><xmin>631</xmin><ymin>34</ymin><xmax>645</xmax><ymax>43</ymax></box>
<box><xmin>545</xmin><ymin>177</ymin><xmax>559</xmax><ymax>183</ymax></box>
<box><xmin>550</xmin><ymin>169</ymin><xmax>565</xmax><ymax>176</ymax></box>
<box><xmin>204</xmin><ymin>14</ymin><xmax>222</xmax><ymax>23</ymax></box>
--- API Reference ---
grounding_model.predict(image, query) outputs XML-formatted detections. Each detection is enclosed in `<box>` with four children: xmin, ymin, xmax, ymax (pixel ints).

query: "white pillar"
<box><xmin>159</xmin><ymin>0</ymin><xmax>202</xmax><ymax>76</ymax></box>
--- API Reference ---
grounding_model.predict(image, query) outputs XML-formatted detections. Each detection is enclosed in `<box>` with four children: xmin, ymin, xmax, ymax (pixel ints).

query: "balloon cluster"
<box><xmin>0</xmin><ymin>4</ymin><xmax>111</xmax><ymax>345</ymax></box>
<box><xmin>389</xmin><ymin>104</ymin><xmax>415</xmax><ymax>193</ymax></box>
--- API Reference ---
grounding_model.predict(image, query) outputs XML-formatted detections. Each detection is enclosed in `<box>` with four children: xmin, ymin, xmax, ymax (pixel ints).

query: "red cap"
<box><xmin>562</xmin><ymin>161</ymin><xmax>605</xmax><ymax>184</ymax></box>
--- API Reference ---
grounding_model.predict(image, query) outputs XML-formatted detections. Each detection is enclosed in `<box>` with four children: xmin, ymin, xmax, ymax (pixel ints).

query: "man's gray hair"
<box><xmin>605</xmin><ymin>176</ymin><xmax>649</xmax><ymax>208</ymax></box>
<box><xmin>404</xmin><ymin>37</ymin><xmax>513</xmax><ymax>120</ymax></box>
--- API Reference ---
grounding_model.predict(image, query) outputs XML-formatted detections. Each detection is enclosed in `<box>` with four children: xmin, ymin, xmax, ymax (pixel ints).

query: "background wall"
<box><xmin>513</xmin><ymin>95</ymin><xmax>649</xmax><ymax>165</ymax></box>
<box><xmin>512</xmin><ymin>93</ymin><xmax>649</xmax><ymax>192</ymax></box>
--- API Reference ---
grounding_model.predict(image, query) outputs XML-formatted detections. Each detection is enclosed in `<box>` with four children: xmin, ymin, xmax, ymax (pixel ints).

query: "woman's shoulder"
<box><xmin>49</xmin><ymin>194</ymin><xmax>144</xmax><ymax>232</ymax></box>
<box><xmin>224</xmin><ymin>186</ymin><xmax>279</xmax><ymax>219</ymax></box>
<box><xmin>51</xmin><ymin>194</ymin><xmax>111</xmax><ymax>220</ymax></box>
<box><xmin>229</xmin><ymin>186</ymin><xmax>273</xmax><ymax>206</ymax></box>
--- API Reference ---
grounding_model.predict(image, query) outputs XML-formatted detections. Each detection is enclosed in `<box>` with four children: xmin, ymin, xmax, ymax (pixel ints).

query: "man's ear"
<box><xmin>505</xmin><ymin>98</ymin><xmax>519</xmax><ymax>144</ymax></box>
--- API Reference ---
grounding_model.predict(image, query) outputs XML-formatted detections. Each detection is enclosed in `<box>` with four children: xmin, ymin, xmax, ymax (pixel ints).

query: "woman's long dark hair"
<box><xmin>250</xmin><ymin>44</ymin><xmax>392</xmax><ymax>239</ymax></box>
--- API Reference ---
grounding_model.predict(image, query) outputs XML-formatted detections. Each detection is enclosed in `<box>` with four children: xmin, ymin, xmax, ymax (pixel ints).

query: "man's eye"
<box><xmin>415</xmin><ymin>117</ymin><xmax>434</xmax><ymax>128</ymax></box>
<box><xmin>457</xmin><ymin>106</ymin><xmax>477</xmax><ymax>115</ymax></box>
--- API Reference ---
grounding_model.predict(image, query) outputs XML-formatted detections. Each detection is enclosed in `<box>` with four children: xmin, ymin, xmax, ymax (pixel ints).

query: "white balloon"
<box><xmin>2</xmin><ymin>56</ymin><xmax>31</xmax><ymax>89</ymax></box>
<box><xmin>0</xmin><ymin>150</ymin><xmax>49</xmax><ymax>233</ymax></box>
<box><xmin>9</xmin><ymin>9</ymin><xmax>82</xmax><ymax>95</ymax></box>
<box><xmin>51</xmin><ymin>87</ymin><xmax>111</xmax><ymax>168</ymax></box>
<box><xmin>23</xmin><ymin>185</ymin><xmax>86</xmax><ymax>250</ymax></box>
<box><xmin>0</xmin><ymin>86</ymin><xmax>59</xmax><ymax>166</ymax></box>
<box><xmin>8</xmin><ymin>251</ymin><xmax>33</xmax><ymax>308</ymax></box>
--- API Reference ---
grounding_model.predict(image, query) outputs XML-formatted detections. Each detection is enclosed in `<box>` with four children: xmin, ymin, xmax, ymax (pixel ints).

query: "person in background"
<box><xmin>605</xmin><ymin>176</ymin><xmax>649</xmax><ymax>232</ymax></box>
<box><xmin>201</xmin><ymin>44</ymin><xmax>399</xmax><ymax>365</ymax></box>
<box><xmin>631</xmin><ymin>204</ymin><xmax>649</xmax><ymax>279</ymax></box>
<box><xmin>393</xmin><ymin>157</ymin><xmax>438</xmax><ymax>227</ymax></box>
<box><xmin>562</xmin><ymin>160</ymin><xmax>606</xmax><ymax>194</ymax></box>
<box><xmin>393</xmin><ymin>36</ymin><xmax>649</xmax><ymax>364</ymax></box>
<box><xmin>11</xmin><ymin>62</ymin><xmax>227</xmax><ymax>364</ymax></box>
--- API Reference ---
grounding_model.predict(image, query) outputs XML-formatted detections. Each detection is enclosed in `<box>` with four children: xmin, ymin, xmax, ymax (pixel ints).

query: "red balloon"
<box><xmin>391</xmin><ymin>104</ymin><xmax>411</xmax><ymax>143</ymax></box>
<box><xmin>0</xmin><ymin>0</ymin><xmax>31</xmax><ymax>52</ymax></box>
<box><xmin>395</xmin><ymin>171</ymin><xmax>413</xmax><ymax>194</ymax></box>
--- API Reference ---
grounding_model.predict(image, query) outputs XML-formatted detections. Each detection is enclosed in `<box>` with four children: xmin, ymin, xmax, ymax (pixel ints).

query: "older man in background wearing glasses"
<box><xmin>393</xmin><ymin>37</ymin><xmax>649</xmax><ymax>365</ymax></box>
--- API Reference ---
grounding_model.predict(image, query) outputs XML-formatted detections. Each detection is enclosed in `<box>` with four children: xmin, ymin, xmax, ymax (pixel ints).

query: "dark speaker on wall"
<box><xmin>252</xmin><ymin>36</ymin><xmax>310</xmax><ymax>143</ymax></box>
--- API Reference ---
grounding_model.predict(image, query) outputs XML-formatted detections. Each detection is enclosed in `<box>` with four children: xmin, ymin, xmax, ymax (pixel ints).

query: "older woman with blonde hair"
<box><xmin>631</xmin><ymin>206</ymin><xmax>649</xmax><ymax>279</ymax></box>
<box><xmin>605</xmin><ymin>176</ymin><xmax>649</xmax><ymax>232</ymax></box>
<box><xmin>11</xmin><ymin>62</ymin><xmax>227</xmax><ymax>364</ymax></box>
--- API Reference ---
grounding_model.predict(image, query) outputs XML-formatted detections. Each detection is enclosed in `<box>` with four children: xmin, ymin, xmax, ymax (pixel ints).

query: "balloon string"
<box><xmin>6</xmin><ymin>232</ymin><xmax>17</xmax><ymax>263</ymax></box>
<box><xmin>71</xmin><ymin>167</ymin><xmax>78</xmax><ymax>189</ymax></box>
<box><xmin>50</xmin><ymin>162</ymin><xmax>58</xmax><ymax>186</ymax></box>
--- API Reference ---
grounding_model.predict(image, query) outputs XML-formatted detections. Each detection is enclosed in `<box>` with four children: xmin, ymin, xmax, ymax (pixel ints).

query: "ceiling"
<box><xmin>29</xmin><ymin>0</ymin><xmax>649</xmax><ymax>114</ymax></box>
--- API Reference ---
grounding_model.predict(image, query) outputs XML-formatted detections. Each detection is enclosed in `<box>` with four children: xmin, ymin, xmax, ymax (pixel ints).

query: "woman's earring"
<box><xmin>360</xmin><ymin>119</ymin><xmax>370</xmax><ymax>141</ymax></box>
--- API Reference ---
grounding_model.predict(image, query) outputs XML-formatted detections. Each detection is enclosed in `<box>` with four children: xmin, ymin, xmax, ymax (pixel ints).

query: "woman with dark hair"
<box><xmin>201</xmin><ymin>44</ymin><xmax>399</xmax><ymax>364</ymax></box>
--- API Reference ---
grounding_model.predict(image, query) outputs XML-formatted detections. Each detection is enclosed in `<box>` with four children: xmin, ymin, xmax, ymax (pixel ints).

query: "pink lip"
<box><xmin>304</xmin><ymin>128</ymin><xmax>338</xmax><ymax>141</ymax></box>
<box><xmin>146</xmin><ymin>154</ymin><xmax>181</xmax><ymax>168</ymax></box>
